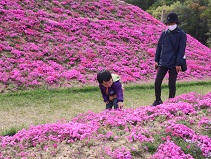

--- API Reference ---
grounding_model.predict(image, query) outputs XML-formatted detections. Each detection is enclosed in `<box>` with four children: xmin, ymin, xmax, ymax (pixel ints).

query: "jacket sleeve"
<box><xmin>113</xmin><ymin>81</ymin><xmax>124</xmax><ymax>102</ymax></box>
<box><xmin>176</xmin><ymin>31</ymin><xmax>187</xmax><ymax>66</ymax></box>
<box><xmin>99</xmin><ymin>84</ymin><xmax>109</xmax><ymax>102</ymax></box>
<box><xmin>155</xmin><ymin>32</ymin><xmax>164</xmax><ymax>62</ymax></box>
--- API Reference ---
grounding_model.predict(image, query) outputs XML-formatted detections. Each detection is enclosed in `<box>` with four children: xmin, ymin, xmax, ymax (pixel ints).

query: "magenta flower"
<box><xmin>0</xmin><ymin>0</ymin><xmax>210</xmax><ymax>91</ymax></box>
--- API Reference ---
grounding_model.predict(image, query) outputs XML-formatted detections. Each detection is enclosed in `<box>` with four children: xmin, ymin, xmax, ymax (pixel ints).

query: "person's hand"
<box><xmin>155</xmin><ymin>62</ymin><xmax>159</xmax><ymax>70</ymax></box>
<box><xmin>176</xmin><ymin>66</ymin><xmax>181</xmax><ymax>73</ymax></box>
<box><xmin>105</xmin><ymin>101</ymin><xmax>109</xmax><ymax>104</ymax></box>
<box><xmin>118</xmin><ymin>102</ymin><xmax>124</xmax><ymax>109</ymax></box>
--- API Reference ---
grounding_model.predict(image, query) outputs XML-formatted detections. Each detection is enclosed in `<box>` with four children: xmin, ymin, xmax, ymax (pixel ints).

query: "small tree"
<box><xmin>201</xmin><ymin>8</ymin><xmax>211</xmax><ymax>48</ymax></box>
<box><xmin>147</xmin><ymin>2</ymin><xmax>182</xmax><ymax>24</ymax></box>
<box><xmin>124</xmin><ymin>0</ymin><xmax>156</xmax><ymax>10</ymax></box>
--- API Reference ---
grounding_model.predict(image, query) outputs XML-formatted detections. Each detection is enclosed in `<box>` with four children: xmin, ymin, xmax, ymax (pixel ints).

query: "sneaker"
<box><xmin>151</xmin><ymin>100</ymin><xmax>163</xmax><ymax>106</ymax></box>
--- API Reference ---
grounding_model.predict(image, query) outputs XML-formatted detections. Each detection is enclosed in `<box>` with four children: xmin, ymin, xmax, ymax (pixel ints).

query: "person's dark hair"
<box><xmin>97</xmin><ymin>70</ymin><xmax>112</xmax><ymax>84</ymax></box>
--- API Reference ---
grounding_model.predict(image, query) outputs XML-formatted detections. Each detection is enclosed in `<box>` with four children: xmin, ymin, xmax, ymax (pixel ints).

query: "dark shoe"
<box><xmin>151</xmin><ymin>100</ymin><xmax>163</xmax><ymax>106</ymax></box>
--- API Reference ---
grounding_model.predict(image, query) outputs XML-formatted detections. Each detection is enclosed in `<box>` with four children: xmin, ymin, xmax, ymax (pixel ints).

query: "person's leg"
<box><xmin>113</xmin><ymin>98</ymin><xmax>118</xmax><ymax>109</ymax></box>
<box><xmin>106</xmin><ymin>101</ymin><xmax>113</xmax><ymax>109</ymax></box>
<box><xmin>154</xmin><ymin>67</ymin><xmax>168</xmax><ymax>101</ymax></box>
<box><xmin>168</xmin><ymin>67</ymin><xmax>178</xmax><ymax>98</ymax></box>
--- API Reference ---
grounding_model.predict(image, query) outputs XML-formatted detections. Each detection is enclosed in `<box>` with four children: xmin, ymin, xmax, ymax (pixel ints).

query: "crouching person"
<box><xmin>97</xmin><ymin>70</ymin><xmax>124</xmax><ymax>109</ymax></box>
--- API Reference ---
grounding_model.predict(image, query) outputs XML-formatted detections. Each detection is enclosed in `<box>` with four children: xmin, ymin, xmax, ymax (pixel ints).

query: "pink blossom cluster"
<box><xmin>72</xmin><ymin>101</ymin><xmax>196</xmax><ymax>127</ymax></box>
<box><xmin>0</xmin><ymin>0</ymin><xmax>211</xmax><ymax>91</ymax></box>
<box><xmin>126</xmin><ymin>126</ymin><xmax>154</xmax><ymax>143</ymax></box>
<box><xmin>104</xmin><ymin>147</ymin><xmax>132</xmax><ymax>159</ymax></box>
<box><xmin>169</xmin><ymin>92</ymin><xmax>211</xmax><ymax>110</ymax></box>
<box><xmin>150</xmin><ymin>141</ymin><xmax>194</xmax><ymax>159</ymax></box>
<box><xmin>166</xmin><ymin>124</ymin><xmax>195</xmax><ymax>139</ymax></box>
<box><xmin>198</xmin><ymin>117</ymin><xmax>211</xmax><ymax>129</ymax></box>
<box><xmin>1</xmin><ymin>92</ymin><xmax>211</xmax><ymax>158</ymax></box>
<box><xmin>167</xmin><ymin>92</ymin><xmax>201</xmax><ymax>103</ymax></box>
<box><xmin>0</xmin><ymin>121</ymin><xmax>99</xmax><ymax>158</ymax></box>
<box><xmin>166</xmin><ymin>123</ymin><xmax>211</xmax><ymax>158</ymax></box>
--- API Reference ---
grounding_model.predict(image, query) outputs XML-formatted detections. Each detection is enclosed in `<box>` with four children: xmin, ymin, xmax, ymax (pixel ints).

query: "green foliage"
<box><xmin>118</xmin><ymin>125</ymin><xmax>125</xmax><ymax>130</ymax></box>
<box><xmin>144</xmin><ymin>142</ymin><xmax>158</xmax><ymax>153</ymax></box>
<box><xmin>155</xmin><ymin>115</ymin><xmax>168</xmax><ymax>122</ymax></box>
<box><xmin>97</xmin><ymin>127</ymin><xmax>107</xmax><ymax>135</ymax></box>
<box><xmin>124</xmin><ymin>0</ymin><xmax>156</xmax><ymax>10</ymax></box>
<box><xmin>143</xmin><ymin>133</ymin><xmax>165</xmax><ymax>154</ymax></box>
<box><xmin>201</xmin><ymin>7</ymin><xmax>211</xmax><ymax>47</ymax></box>
<box><xmin>1</xmin><ymin>127</ymin><xmax>19</xmax><ymax>136</ymax></box>
<box><xmin>125</xmin><ymin>0</ymin><xmax>211</xmax><ymax>48</ymax></box>
<box><xmin>172</xmin><ymin>137</ymin><xmax>204</xmax><ymax>158</ymax></box>
<box><xmin>1</xmin><ymin>124</ymin><xmax>29</xmax><ymax>136</ymax></box>
<box><xmin>200</xmin><ymin>129</ymin><xmax>211</xmax><ymax>138</ymax></box>
<box><xmin>177</xmin><ymin>119</ymin><xmax>191</xmax><ymax>127</ymax></box>
<box><xmin>147</xmin><ymin>1</ymin><xmax>182</xmax><ymax>23</ymax></box>
<box><xmin>131</xmin><ymin>149</ymin><xmax>146</xmax><ymax>157</ymax></box>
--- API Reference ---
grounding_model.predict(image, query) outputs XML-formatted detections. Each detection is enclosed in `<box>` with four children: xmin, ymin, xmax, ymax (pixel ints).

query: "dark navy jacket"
<box><xmin>155</xmin><ymin>27</ymin><xmax>187</xmax><ymax>68</ymax></box>
<box><xmin>99</xmin><ymin>79</ymin><xmax>123</xmax><ymax>103</ymax></box>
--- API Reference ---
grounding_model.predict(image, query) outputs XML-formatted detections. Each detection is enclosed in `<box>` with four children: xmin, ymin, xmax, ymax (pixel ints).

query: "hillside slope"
<box><xmin>0</xmin><ymin>0</ymin><xmax>211</xmax><ymax>91</ymax></box>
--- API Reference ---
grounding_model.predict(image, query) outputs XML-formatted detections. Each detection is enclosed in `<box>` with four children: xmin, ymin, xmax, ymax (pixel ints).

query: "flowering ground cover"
<box><xmin>0</xmin><ymin>0</ymin><xmax>211</xmax><ymax>92</ymax></box>
<box><xmin>1</xmin><ymin>1</ymin><xmax>211</xmax><ymax>158</ymax></box>
<box><xmin>1</xmin><ymin>91</ymin><xmax>211</xmax><ymax>158</ymax></box>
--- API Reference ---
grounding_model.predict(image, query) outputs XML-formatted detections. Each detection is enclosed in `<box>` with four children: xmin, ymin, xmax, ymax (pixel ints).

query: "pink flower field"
<box><xmin>1</xmin><ymin>92</ymin><xmax>211</xmax><ymax>158</ymax></box>
<box><xmin>1</xmin><ymin>0</ymin><xmax>211</xmax><ymax>158</ymax></box>
<box><xmin>0</xmin><ymin>0</ymin><xmax>211</xmax><ymax>92</ymax></box>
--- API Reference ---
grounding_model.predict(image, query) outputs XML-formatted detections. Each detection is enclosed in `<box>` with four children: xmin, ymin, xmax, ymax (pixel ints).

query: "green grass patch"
<box><xmin>171</xmin><ymin>137</ymin><xmax>204</xmax><ymax>159</ymax></box>
<box><xmin>1</xmin><ymin>125</ymin><xmax>27</xmax><ymax>136</ymax></box>
<box><xmin>143</xmin><ymin>133</ymin><xmax>165</xmax><ymax>154</ymax></box>
<box><xmin>176</xmin><ymin>120</ymin><xmax>191</xmax><ymax>127</ymax></box>
<box><xmin>1</xmin><ymin>80</ymin><xmax>211</xmax><ymax>135</ymax></box>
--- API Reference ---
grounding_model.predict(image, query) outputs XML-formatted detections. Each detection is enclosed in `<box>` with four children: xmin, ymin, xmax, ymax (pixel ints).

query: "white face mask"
<box><xmin>168</xmin><ymin>24</ymin><xmax>177</xmax><ymax>31</ymax></box>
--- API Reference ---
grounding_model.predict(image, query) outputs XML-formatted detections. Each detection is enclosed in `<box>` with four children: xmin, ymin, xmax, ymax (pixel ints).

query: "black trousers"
<box><xmin>154</xmin><ymin>66</ymin><xmax>178</xmax><ymax>100</ymax></box>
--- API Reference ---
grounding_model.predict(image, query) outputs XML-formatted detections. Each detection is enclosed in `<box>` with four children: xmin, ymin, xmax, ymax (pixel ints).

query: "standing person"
<box><xmin>152</xmin><ymin>12</ymin><xmax>187</xmax><ymax>106</ymax></box>
<box><xmin>97</xmin><ymin>70</ymin><xmax>124</xmax><ymax>109</ymax></box>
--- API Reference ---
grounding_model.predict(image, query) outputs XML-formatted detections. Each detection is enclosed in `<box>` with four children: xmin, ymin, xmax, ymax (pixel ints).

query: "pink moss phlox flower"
<box><xmin>0</xmin><ymin>0</ymin><xmax>210</xmax><ymax>91</ymax></box>
<box><xmin>150</xmin><ymin>141</ymin><xmax>194</xmax><ymax>159</ymax></box>
<box><xmin>167</xmin><ymin>92</ymin><xmax>201</xmax><ymax>104</ymax></box>
<box><xmin>196</xmin><ymin>98</ymin><xmax>211</xmax><ymax>109</ymax></box>
<box><xmin>126</xmin><ymin>130</ymin><xmax>153</xmax><ymax>143</ymax></box>
<box><xmin>106</xmin><ymin>147</ymin><xmax>132</xmax><ymax>159</ymax></box>
<box><xmin>198</xmin><ymin>117</ymin><xmax>211</xmax><ymax>128</ymax></box>
<box><xmin>0</xmin><ymin>122</ymin><xmax>99</xmax><ymax>149</ymax></box>
<box><xmin>165</xmin><ymin>123</ymin><xmax>196</xmax><ymax>139</ymax></box>
<box><xmin>166</xmin><ymin>123</ymin><xmax>211</xmax><ymax>158</ymax></box>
